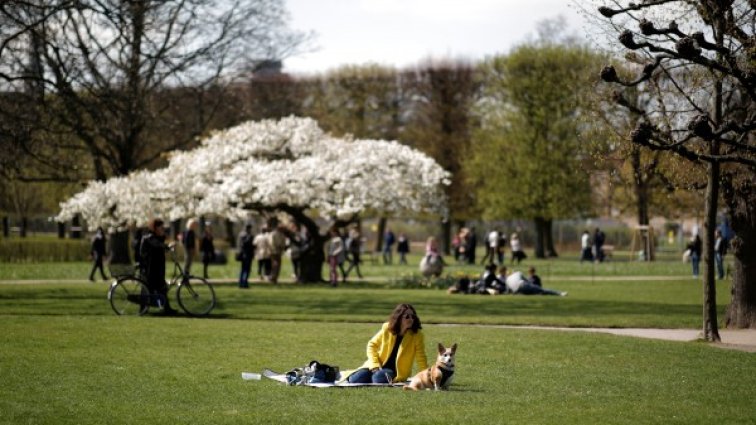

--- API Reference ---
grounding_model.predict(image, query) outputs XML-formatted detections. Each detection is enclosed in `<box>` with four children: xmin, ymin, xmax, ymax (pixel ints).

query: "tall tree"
<box><xmin>403</xmin><ymin>61</ymin><xmax>478</xmax><ymax>254</ymax></box>
<box><xmin>465</xmin><ymin>41</ymin><xmax>603</xmax><ymax>258</ymax></box>
<box><xmin>58</xmin><ymin>117</ymin><xmax>450</xmax><ymax>282</ymax></box>
<box><xmin>597</xmin><ymin>1</ymin><xmax>756</xmax><ymax>335</ymax></box>
<box><xmin>0</xmin><ymin>0</ymin><xmax>307</xmax><ymax>181</ymax></box>
<box><xmin>586</xmin><ymin>69</ymin><xmax>704</xmax><ymax>226</ymax></box>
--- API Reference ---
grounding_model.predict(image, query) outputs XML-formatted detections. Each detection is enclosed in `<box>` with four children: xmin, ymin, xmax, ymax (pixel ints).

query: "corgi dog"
<box><xmin>404</xmin><ymin>343</ymin><xmax>457</xmax><ymax>391</ymax></box>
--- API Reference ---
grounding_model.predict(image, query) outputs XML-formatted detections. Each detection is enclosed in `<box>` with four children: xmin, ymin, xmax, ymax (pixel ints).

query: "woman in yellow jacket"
<box><xmin>346</xmin><ymin>303</ymin><xmax>428</xmax><ymax>384</ymax></box>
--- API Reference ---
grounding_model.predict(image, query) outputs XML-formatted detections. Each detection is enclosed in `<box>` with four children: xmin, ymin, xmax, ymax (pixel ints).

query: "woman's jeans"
<box><xmin>715</xmin><ymin>253</ymin><xmax>724</xmax><ymax>279</ymax></box>
<box><xmin>691</xmin><ymin>253</ymin><xmax>700</xmax><ymax>277</ymax></box>
<box><xmin>347</xmin><ymin>368</ymin><xmax>396</xmax><ymax>384</ymax></box>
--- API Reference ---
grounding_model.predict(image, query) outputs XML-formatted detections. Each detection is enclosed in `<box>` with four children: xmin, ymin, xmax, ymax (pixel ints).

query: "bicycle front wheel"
<box><xmin>109</xmin><ymin>277</ymin><xmax>150</xmax><ymax>316</ymax></box>
<box><xmin>177</xmin><ymin>277</ymin><xmax>216</xmax><ymax>316</ymax></box>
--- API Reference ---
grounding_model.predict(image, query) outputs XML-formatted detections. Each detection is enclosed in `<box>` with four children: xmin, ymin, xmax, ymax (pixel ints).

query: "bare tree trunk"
<box><xmin>225</xmin><ymin>219</ymin><xmax>236</xmax><ymax>248</ymax></box>
<box><xmin>3</xmin><ymin>216</ymin><xmax>9</xmax><ymax>238</ymax></box>
<box><xmin>724</xmin><ymin>178</ymin><xmax>756</xmax><ymax>329</ymax></box>
<box><xmin>374</xmin><ymin>217</ymin><xmax>387</xmax><ymax>253</ymax></box>
<box><xmin>57</xmin><ymin>222</ymin><xmax>65</xmax><ymax>239</ymax></box>
<box><xmin>533</xmin><ymin>217</ymin><xmax>545</xmax><ymax>259</ymax></box>
<box><xmin>441</xmin><ymin>219</ymin><xmax>452</xmax><ymax>256</ymax></box>
<box><xmin>702</xmin><ymin>160</ymin><xmax>721</xmax><ymax>341</ymax></box>
<box><xmin>20</xmin><ymin>217</ymin><xmax>27</xmax><ymax>237</ymax></box>
<box><xmin>544</xmin><ymin>218</ymin><xmax>558</xmax><ymax>258</ymax></box>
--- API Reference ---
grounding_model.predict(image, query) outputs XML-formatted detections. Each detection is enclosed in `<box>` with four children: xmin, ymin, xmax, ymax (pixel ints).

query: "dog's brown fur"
<box><xmin>404</xmin><ymin>342</ymin><xmax>457</xmax><ymax>391</ymax></box>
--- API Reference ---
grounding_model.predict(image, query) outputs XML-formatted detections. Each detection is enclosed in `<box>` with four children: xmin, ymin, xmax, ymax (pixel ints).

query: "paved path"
<box><xmin>438</xmin><ymin>324</ymin><xmax>756</xmax><ymax>353</ymax></box>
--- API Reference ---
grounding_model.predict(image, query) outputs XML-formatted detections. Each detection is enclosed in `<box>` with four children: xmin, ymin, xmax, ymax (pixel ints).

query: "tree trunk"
<box><xmin>2</xmin><ymin>216</ymin><xmax>8</xmax><ymax>238</ymax></box>
<box><xmin>298</xmin><ymin>235</ymin><xmax>326</xmax><ymax>283</ymax></box>
<box><xmin>724</xmin><ymin>177</ymin><xmax>756</xmax><ymax>329</ymax></box>
<box><xmin>533</xmin><ymin>217</ymin><xmax>546</xmax><ymax>259</ymax></box>
<box><xmin>631</xmin><ymin>147</ymin><xmax>651</xmax><ymax>226</ymax></box>
<box><xmin>544</xmin><ymin>218</ymin><xmax>558</xmax><ymax>258</ymax></box>
<box><xmin>701</xmin><ymin>161</ymin><xmax>721</xmax><ymax>341</ymax></box>
<box><xmin>20</xmin><ymin>217</ymin><xmax>27</xmax><ymax>237</ymax></box>
<box><xmin>441</xmin><ymin>219</ymin><xmax>452</xmax><ymax>256</ymax></box>
<box><xmin>374</xmin><ymin>217</ymin><xmax>387</xmax><ymax>253</ymax></box>
<box><xmin>71</xmin><ymin>214</ymin><xmax>82</xmax><ymax>239</ymax></box>
<box><xmin>225</xmin><ymin>219</ymin><xmax>236</xmax><ymax>248</ymax></box>
<box><xmin>57</xmin><ymin>222</ymin><xmax>65</xmax><ymax>239</ymax></box>
<box><xmin>284</xmin><ymin>207</ymin><xmax>325</xmax><ymax>283</ymax></box>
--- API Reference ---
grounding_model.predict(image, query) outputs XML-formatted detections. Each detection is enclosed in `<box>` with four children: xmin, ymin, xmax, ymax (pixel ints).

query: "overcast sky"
<box><xmin>283</xmin><ymin>0</ymin><xmax>592</xmax><ymax>75</ymax></box>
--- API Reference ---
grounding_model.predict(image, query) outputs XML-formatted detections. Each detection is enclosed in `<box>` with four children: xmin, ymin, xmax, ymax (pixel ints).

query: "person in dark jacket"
<box><xmin>200</xmin><ymin>225</ymin><xmax>215</xmax><ymax>279</ymax></box>
<box><xmin>396</xmin><ymin>233</ymin><xmax>410</xmax><ymax>265</ymax></box>
<box><xmin>237</xmin><ymin>224</ymin><xmax>254</xmax><ymax>288</ymax></box>
<box><xmin>88</xmin><ymin>227</ymin><xmax>108</xmax><ymax>281</ymax></box>
<box><xmin>688</xmin><ymin>234</ymin><xmax>703</xmax><ymax>278</ymax></box>
<box><xmin>140</xmin><ymin>218</ymin><xmax>177</xmax><ymax>314</ymax></box>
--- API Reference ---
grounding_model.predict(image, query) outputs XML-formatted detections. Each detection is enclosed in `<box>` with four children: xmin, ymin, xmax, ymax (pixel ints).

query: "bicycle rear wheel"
<box><xmin>109</xmin><ymin>277</ymin><xmax>150</xmax><ymax>316</ymax></box>
<box><xmin>177</xmin><ymin>277</ymin><xmax>216</xmax><ymax>316</ymax></box>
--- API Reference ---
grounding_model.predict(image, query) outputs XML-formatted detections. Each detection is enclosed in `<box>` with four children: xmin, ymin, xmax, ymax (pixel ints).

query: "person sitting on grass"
<box><xmin>473</xmin><ymin>263</ymin><xmax>507</xmax><ymax>295</ymax></box>
<box><xmin>502</xmin><ymin>266</ymin><xmax>566</xmax><ymax>296</ymax></box>
<box><xmin>344</xmin><ymin>303</ymin><xmax>428</xmax><ymax>384</ymax></box>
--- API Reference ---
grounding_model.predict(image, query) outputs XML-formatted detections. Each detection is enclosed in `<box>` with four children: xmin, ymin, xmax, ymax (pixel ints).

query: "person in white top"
<box><xmin>326</xmin><ymin>227</ymin><xmax>346</xmax><ymax>286</ymax></box>
<box><xmin>480</xmin><ymin>229</ymin><xmax>499</xmax><ymax>265</ymax></box>
<box><xmin>510</xmin><ymin>232</ymin><xmax>526</xmax><ymax>264</ymax></box>
<box><xmin>580</xmin><ymin>230</ymin><xmax>593</xmax><ymax>263</ymax></box>
<box><xmin>502</xmin><ymin>266</ymin><xmax>566</xmax><ymax>296</ymax></box>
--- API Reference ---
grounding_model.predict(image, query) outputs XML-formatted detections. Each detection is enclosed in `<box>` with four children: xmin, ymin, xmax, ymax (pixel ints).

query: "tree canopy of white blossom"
<box><xmin>58</xmin><ymin>116</ymin><xmax>451</xmax><ymax>230</ymax></box>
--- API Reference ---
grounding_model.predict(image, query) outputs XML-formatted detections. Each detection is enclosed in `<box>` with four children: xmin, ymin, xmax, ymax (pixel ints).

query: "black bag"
<box><xmin>307</xmin><ymin>360</ymin><xmax>339</xmax><ymax>383</ymax></box>
<box><xmin>285</xmin><ymin>360</ymin><xmax>339</xmax><ymax>385</ymax></box>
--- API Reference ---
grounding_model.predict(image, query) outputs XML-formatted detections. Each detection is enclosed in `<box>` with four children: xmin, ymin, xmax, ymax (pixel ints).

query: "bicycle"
<box><xmin>108</xmin><ymin>245</ymin><xmax>216</xmax><ymax>317</ymax></box>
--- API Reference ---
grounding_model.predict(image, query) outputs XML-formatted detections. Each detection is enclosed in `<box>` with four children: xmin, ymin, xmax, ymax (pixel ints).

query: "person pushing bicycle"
<box><xmin>139</xmin><ymin>218</ymin><xmax>179</xmax><ymax>315</ymax></box>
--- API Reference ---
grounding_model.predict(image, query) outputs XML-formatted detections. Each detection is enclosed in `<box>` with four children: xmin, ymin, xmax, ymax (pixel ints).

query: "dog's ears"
<box><xmin>437</xmin><ymin>343</ymin><xmax>445</xmax><ymax>354</ymax></box>
<box><xmin>450</xmin><ymin>343</ymin><xmax>458</xmax><ymax>354</ymax></box>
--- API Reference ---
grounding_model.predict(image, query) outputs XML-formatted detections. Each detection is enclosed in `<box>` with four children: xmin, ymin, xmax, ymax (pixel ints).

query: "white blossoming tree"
<box><xmin>58</xmin><ymin>116</ymin><xmax>450</xmax><ymax>282</ymax></box>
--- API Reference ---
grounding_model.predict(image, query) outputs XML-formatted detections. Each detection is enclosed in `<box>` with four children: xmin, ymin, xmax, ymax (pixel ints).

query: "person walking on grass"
<box><xmin>139</xmin><ymin>219</ymin><xmax>178</xmax><ymax>314</ymax></box>
<box><xmin>181</xmin><ymin>219</ymin><xmax>199</xmax><ymax>276</ymax></box>
<box><xmin>199</xmin><ymin>225</ymin><xmax>215</xmax><ymax>279</ymax></box>
<box><xmin>254</xmin><ymin>224</ymin><xmax>272</xmax><ymax>280</ymax></box>
<box><xmin>267</xmin><ymin>217</ymin><xmax>288</xmax><ymax>285</ymax></box>
<box><xmin>687</xmin><ymin>233</ymin><xmax>702</xmax><ymax>278</ymax></box>
<box><xmin>397</xmin><ymin>233</ymin><xmax>410</xmax><ymax>265</ymax></box>
<box><xmin>580</xmin><ymin>230</ymin><xmax>593</xmax><ymax>263</ymax></box>
<box><xmin>326</xmin><ymin>227</ymin><xmax>346</xmax><ymax>286</ymax></box>
<box><xmin>383</xmin><ymin>228</ymin><xmax>395</xmax><ymax>265</ymax></box>
<box><xmin>344</xmin><ymin>226</ymin><xmax>363</xmax><ymax>279</ymax></box>
<box><xmin>237</xmin><ymin>224</ymin><xmax>254</xmax><ymax>288</ymax></box>
<box><xmin>88</xmin><ymin>227</ymin><xmax>108</xmax><ymax>281</ymax></box>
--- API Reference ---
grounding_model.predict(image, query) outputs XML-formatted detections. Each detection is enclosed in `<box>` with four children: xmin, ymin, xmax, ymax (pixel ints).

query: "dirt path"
<box><xmin>438</xmin><ymin>323</ymin><xmax>756</xmax><ymax>353</ymax></box>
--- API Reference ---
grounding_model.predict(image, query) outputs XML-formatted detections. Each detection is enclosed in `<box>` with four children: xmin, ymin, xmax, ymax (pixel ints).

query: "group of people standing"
<box><xmin>380</xmin><ymin>229</ymin><xmax>411</xmax><ymax>265</ymax></box>
<box><xmin>580</xmin><ymin>228</ymin><xmax>606</xmax><ymax>263</ymax></box>
<box><xmin>452</xmin><ymin>227</ymin><xmax>526</xmax><ymax>266</ymax></box>
<box><xmin>686</xmin><ymin>229</ymin><xmax>727</xmax><ymax>280</ymax></box>
<box><xmin>236</xmin><ymin>218</ymin><xmax>302</xmax><ymax>288</ymax></box>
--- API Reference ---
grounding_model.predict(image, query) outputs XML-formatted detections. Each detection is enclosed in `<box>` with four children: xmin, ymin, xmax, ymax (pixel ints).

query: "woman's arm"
<box><xmin>366</xmin><ymin>325</ymin><xmax>385</xmax><ymax>370</ymax></box>
<box><xmin>414</xmin><ymin>331</ymin><xmax>428</xmax><ymax>370</ymax></box>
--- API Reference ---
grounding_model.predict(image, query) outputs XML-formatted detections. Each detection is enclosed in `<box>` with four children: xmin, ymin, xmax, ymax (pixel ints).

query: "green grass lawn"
<box><xmin>1</xmin><ymin>315</ymin><xmax>754</xmax><ymax>425</ymax></box>
<box><xmin>0</xmin><ymin>255</ymin><xmax>749</xmax><ymax>425</ymax></box>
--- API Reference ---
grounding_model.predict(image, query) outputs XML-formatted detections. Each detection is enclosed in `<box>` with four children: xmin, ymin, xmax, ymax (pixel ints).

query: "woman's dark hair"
<box><xmin>387</xmin><ymin>303</ymin><xmax>422</xmax><ymax>335</ymax></box>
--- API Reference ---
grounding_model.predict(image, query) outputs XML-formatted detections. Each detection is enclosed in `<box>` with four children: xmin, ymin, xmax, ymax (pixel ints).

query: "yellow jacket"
<box><xmin>358</xmin><ymin>322</ymin><xmax>429</xmax><ymax>382</ymax></box>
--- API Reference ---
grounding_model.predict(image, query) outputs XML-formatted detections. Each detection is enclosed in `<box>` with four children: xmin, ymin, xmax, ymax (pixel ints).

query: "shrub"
<box><xmin>0</xmin><ymin>238</ymin><xmax>90</xmax><ymax>262</ymax></box>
